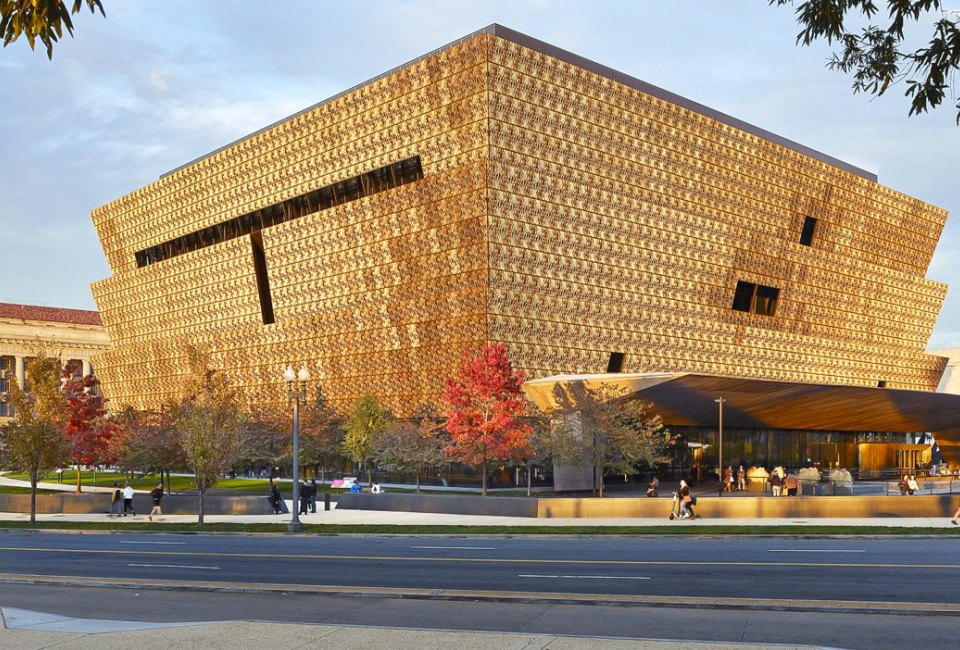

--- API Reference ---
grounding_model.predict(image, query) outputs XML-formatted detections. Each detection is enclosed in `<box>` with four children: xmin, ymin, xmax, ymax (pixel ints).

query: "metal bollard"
<box><xmin>324</xmin><ymin>493</ymin><xmax>331</xmax><ymax>511</ymax></box>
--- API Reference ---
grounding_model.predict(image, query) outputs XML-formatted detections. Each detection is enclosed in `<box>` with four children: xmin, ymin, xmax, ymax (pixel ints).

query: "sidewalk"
<box><xmin>0</xmin><ymin>501</ymin><xmax>956</xmax><ymax>528</ymax></box>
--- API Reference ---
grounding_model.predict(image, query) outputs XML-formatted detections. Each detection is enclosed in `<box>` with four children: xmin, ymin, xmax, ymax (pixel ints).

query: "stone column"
<box><xmin>14</xmin><ymin>356</ymin><xmax>25</xmax><ymax>389</ymax></box>
<box><xmin>82</xmin><ymin>359</ymin><xmax>92</xmax><ymax>378</ymax></box>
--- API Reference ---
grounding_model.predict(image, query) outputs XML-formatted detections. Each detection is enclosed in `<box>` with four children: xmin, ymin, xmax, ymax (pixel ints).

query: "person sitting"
<box><xmin>646</xmin><ymin>476</ymin><xmax>659</xmax><ymax>498</ymax></box>
<box><xmin>350</xmin><ymin>481</ymin><xmax>363</xmax><ymax>493</ymax></box>
<box><xmin>907</xmin><ymin>475</ymin><xmax>919</xmax><ymax>495</ymax></box>
<box><xmin>371</xmin><ymin>481</ymin><xmax>382</xmax><ymax>494</ymax></box>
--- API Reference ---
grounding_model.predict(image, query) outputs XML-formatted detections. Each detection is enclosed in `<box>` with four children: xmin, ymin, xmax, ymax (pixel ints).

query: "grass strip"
<box><xmin>0</xmin><ymin>521</ymin><xmax>957</xmax><ymax>535</ymax></box>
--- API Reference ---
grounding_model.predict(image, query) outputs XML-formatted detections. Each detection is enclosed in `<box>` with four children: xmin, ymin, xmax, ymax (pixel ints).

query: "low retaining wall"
<box><xmin>336</xmin><ymin>493</ymin><xmax>959</xmax><ymax>519</ymax></box>
<box><xmin>0</xmin><ymin>493</ymin><xmax>276</xmax><ymax>516</ymax></box>
<box><xmin>337</xmin><ymin>492</ymin><xmax>539</xmax><ymax>518</ymax></box>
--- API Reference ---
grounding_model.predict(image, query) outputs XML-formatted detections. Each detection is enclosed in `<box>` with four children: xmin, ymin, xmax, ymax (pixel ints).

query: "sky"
<box><xmin>1</xmin><ymin>1</ymin><xmax>957</xmax><ymax>349</ymax></box>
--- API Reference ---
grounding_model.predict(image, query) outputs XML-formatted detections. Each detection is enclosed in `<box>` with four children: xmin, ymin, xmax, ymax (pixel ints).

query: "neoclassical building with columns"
<box><xmin>0</xmin><ymin>303</ymin><xmax>111</xmax><ymax>422</ymax></box>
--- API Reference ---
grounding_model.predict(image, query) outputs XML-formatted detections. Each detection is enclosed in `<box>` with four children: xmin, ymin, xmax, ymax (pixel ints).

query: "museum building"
<box><xmin>0</xmin><ymin>303</ymin><xmax>110</xmax><ymax>423</ymax></box>
<box><xmin>89</xmin><ymin>25</ymin><xmax>960</xmax><ymax>474</ymax></box>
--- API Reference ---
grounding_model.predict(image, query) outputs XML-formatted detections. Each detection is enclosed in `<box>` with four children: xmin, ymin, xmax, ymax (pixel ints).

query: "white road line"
<box><xmin>768</xmin><ymin>549</ymin><xmax>866</xmax><ymax>553</ymax></box>
<box><xmin>119</xmin><ymin>541</ymin><xmax>186</xmax><ymax>545</ymax></box>
<box><xmin>410</xmin><ymin>545</ymin><xmax>496</xmax><ymax>550</ymax></box>
<box><xmin>127</xmin><ymin>563</ymin><xmax>220</xmax><ymax>570</ymax></box>
<box><xmin>519</xmin><ymin>574</ymin><xmax>651</xmax><ymax>580</ymax></box>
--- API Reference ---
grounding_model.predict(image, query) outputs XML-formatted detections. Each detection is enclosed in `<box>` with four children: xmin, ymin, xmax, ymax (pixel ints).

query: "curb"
<box><xmin>1</xmin><ymin>573</ymin><xmax>957</xmax><ymax>617</ymax></box>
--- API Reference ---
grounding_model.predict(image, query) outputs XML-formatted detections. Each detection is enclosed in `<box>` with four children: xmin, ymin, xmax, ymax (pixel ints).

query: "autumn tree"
<box><xmin>342</xmin><ymin>393</ymin><xmax>392</xmax><ymax>486</ymax></box>
<box><xmin>298</xmin><ymin>386</ymin><xmax>343</xmax><ymax>482</ymax></box>
<box><xmin>0</xmin><ymin>350</ymin><xmax>70</xmax><ymax>522</ymax></box>
<box><xmin>771</xmin><ymin>1</ymin><xmax>960</xmax><ymax>122</ymax></box>
<box><xmin>371</xmin><ymin>403</ymin><xmax>449</xmax><ymax>492</ymax></box>
<box><xmin>442</xmin><ymin>343</ymin><xmax>532</xmax><ymax>496</ymax></box>
<box><xmin>173</xmin><ymin>345</ymin><xmax>244</xmax><ymax>524</ymax></box>
<box><xmin>241</xmin><ymin>405</ymin><xmax>291</xmax><ymax>480</ymax></box>
<box><xmin>61</xmin><ymin>368</ymin><xmax>117</xmax><ymax>493</ymax></box>
<box><xmin>115</xmin><ymin>405</ymin><xmax>186</xmax><ymax>495</ymax></box>
<box><xmin>0</xmin><ymin>0</ymin><xmax>104</xmax><ymax>58</ymax></box>
<box><xmin>545</xmin><ymin>383</ymin><xmax>672</xmax><ymax>497</ymax></box>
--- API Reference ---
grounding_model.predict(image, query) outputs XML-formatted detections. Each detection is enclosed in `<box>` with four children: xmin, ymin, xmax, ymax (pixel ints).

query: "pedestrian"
<box><xmin>647</xmin><ymin>476</ymin><xmax>659</xmax><ymax>497</ymax></box>
<box><xmin>770</xmin><ymin>471</ymin><xmax>782</xmax><ymax>497</ymax></box>
<box><xmin>308</xmin><ymin>479</ymin><xmax>318</xmax><ymax>513</ymax></box>
<box><xmin>148</xmin><ymin>483</ymin><xmax>163</xmax><ymax>521</ymax></box>
<box><xmin>737</xmin><ymin>466</ymin><xmax>746</xmax><ymax>491</ymax></box>
<box><xmin>951</xmin><ymin>502</ymin><xmax>959</xmax><ymax>525</ymax></box>
<box><xmin>784</xmin><ymin>470</ymin><xmax>799</xmax><ymax>496</ymax></box>
<box><xmin>269</xmin><ymin>482</ymin><xmax>282</xmax><ymax>514</ymax></box>
<box><xmin>723</xmin><ymin>467</ymin><xmax>733</xmax><ymax>493</ymax></box>
<box><xmin>122</xmin><ymin>483</ymin><xmax>135</xmax><ymax>516</ymax></box>
<box><xmin>109</xmin><ymin>482</ymin><xmax>122</xmax><ymax>517</ymax></box>
<box><xmin>898</xmin><ymin>475</ymin><xmax>908</xmax><ymax>495</ymax></box>
<box><xmin>907</xmin><ymin>475</ymin><xmax>919</xmax><ymax>495</ymax></box>
<box><xmin>299</xmin><ymin>480</ymin><xmax>310</xmax><ymax>515</ymax></box>
<box><xmin>679</xmin><ymin>480</ymin><xmax>696</xmax><ymax>519</ymax></box>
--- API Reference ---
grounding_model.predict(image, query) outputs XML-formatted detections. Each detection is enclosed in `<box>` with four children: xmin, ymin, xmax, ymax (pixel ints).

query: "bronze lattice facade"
<box><xmin>90</xmin><ymin>25</ymin><xmax>949</xmax><ymax>416</ymax></box>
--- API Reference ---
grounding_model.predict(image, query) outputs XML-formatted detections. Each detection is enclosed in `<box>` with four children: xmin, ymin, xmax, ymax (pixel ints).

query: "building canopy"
<box><xmin>523</xmin><ymin>373</ymin><xmax>960</xmax><ymax>453</ymax></box>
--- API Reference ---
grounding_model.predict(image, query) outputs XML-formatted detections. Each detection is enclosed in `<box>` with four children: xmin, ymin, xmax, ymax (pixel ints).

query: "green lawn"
<box><xmin>1</xmin><ymin>470</ymin><xmax>348</xmax><ymax>495</ymax></box>
<box><xmin>0</xmin><ymin>485</ymin><xmax>59</xmax><ymax>495</ymax></box>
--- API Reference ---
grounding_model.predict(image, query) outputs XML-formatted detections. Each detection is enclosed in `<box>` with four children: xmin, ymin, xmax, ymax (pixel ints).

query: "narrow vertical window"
<box><xmin>251</xmin><ymin>232</ymin><xmax>275</xmax><ymax>325</ymax></box>
<box><xmin>732</xmin><ymin>281</ymin><xmax>755</xmax><ymax>312</ymax></box>
<box><xmin>799</xmin><ymin>216</ymin><xmax>817</xmax><ymax>246</ymax></box>
<box><xmin>607</xmin><ymin>352</ymin><xmax>625</xmax><ymax>373</ymax></box>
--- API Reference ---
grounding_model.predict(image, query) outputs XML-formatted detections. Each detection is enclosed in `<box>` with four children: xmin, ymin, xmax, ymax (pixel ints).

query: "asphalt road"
<box><xmin>3</xmin><ymin>531</ymin><xmax>960</xmax><ymax>649</ymax></box>
<box><xmin>0</xmin><ymin>531</ymin><xmax>957</xmax><ymax>605</ymax></box>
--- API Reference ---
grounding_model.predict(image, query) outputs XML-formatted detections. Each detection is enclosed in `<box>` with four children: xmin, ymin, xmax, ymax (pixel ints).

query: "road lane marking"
<box><xmin>1</xmin><ymin>547</ymin><xmax>957</xmax><ymax>570</ymax></box>
<box><xmin>119</xmin><ymin>541</ymin><xmax>186</xmax><ymax>545</ymax></box>
<box><xmin>410</xmin><ymin>545</ymin><xmax>495</xmax><ymax>550</ymax></box>
<box><xmin>127</xmin><ymin>563</ymin><xmax>219</xmax><ymax>570</ymax></box>
<box><xmin>769</xmin><ymin>549</ymin><xmax>866</xmax><ymax>553</ymax></box>
<box><xmin>520</xmin><ymin>574</ymin><xmax>650</xmax><ymax>580</ymax></box>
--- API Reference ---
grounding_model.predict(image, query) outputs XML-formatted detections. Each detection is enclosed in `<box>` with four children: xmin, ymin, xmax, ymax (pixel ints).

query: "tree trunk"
<box><xmin>367</xmin><ymin>465</ymin><xmax>372</xmax><ymax>487</ymax></box>
<box><xmin>30</xmin><ymin>475</ymin><xmax>37</xmax><ymax>524</ymax></box>
<box><xmin>75</xmin><ymin>462</ymin><xmax>82</xmax><ymax>494</ymax></box>
<box><xmin>416</xmin><ymin>469</ymin><xmax>421</xmax><ymax>494</ymax></box>
<box><xmin>481</xmin><ymin>460</ymin><xmax>488</xmax><ymax>496</ymax></box>
<box><xmin>198</xmin><ymin>488</ymin><xmax>205</xmax><ymax>525</ymax></box>
<box><xmin>598</xmin><ymin>465</ymin><xmax>605</xmax><ymax>498</ymax></box>
<box><xmin>165</xmin><ymin>469</ymin><xmax>171</xmax><ymax>495</ymax></box>
<box><xmin>527</xmin><ymin>464</ymin><xmax>533</xmax><ymax>497</ymax></box>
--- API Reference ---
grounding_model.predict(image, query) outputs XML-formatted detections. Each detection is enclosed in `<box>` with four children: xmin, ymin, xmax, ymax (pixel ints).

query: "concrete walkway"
<box><xmin>0</xmin><ymin>472</ymin><xmax>114</xmax><ymax>493</ymax></box>
<box><xmin>0</xmin><ymin>607</ymin><xmax>828</xmax><ymax>649</ymax></box>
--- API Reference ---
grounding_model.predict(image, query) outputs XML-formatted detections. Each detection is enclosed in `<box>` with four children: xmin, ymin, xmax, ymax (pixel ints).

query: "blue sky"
<box><xmin>1</xmin><ymin>1</ymin><xmax>957</xmax><ymax>349</ymax></box>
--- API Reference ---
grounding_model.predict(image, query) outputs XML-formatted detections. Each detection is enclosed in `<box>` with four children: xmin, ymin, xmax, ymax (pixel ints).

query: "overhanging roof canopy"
<box><xmin>523</xmin><ymin>373</ymin><xmax>960</xmax><ymax>444</ymax></box>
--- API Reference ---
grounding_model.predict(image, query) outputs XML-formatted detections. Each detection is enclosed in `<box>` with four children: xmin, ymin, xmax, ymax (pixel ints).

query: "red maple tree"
<box><xmin>62</xmin><ymin>368</ymin><xmax>118</xmax><ymax>492</ymax></box>
<box><xmin>442</xmin><ymin>343</ymin><xmax>532</xmax><ymax>495</ymax></box>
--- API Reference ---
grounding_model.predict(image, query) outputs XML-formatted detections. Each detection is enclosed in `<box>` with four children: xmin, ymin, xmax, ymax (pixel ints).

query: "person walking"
<box><xmin>784</xmin><ymin>471</ymin><xmax>799</xmax><ymax>496</ymax></box>
<box><xmin>737</xmin><ymin>466</ymin><xmax>746</xmax><ymax>491</ymax></box>
<box><xmin>723</xmin><ymin>467</ymin><xmax>733</xmax><ymax>493</ymax></box>
<box><xmin>148</xmin><ymin>483</ymin><xmax>164</xmax><ymax>521</ymax></box>
<box><xmin>308</xmin><ymin>479</ymin><xmax>318</xmax><ymax>513</ymax></box>
<box><xmin>770</xmin><ymin>471</ymin><xmax>782</xmax><ymax>497</ymax></box>
<box><xmin>679</xmin><ymin>480</ymin><xmax>696</xmax><ymax>520</ymax></box>
<box><xmin>109</xmin><ymin>482</ymin><xmax>122</xmax><ymax>517</ymax></box>
<box><xmin>122</xmin><ymin>483</ymin><xmax>135</xmax><ymax>516</ymax></box>
<box><xmin>951</xmin><ymin>502</ymin><xmax>959</xmax><ymax>525</ymax></box>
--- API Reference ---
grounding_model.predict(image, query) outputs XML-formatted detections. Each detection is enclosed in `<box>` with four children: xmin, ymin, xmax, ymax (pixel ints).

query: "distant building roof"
<box><xmin>0</xmin><ymin>303</ymin><xmax>102</xmax><ymax>326</ymax></box>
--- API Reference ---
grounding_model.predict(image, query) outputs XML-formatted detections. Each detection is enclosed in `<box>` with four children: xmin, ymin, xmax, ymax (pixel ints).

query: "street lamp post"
<box><xmin>284</xmin><ymin>364</ymin><xmax>310</xmax><ymax>533</ymax></box>
<box><xmin>715</xmin><ymin>397</ymin><xmax>726</xmax><ymax>497</ymax></box>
